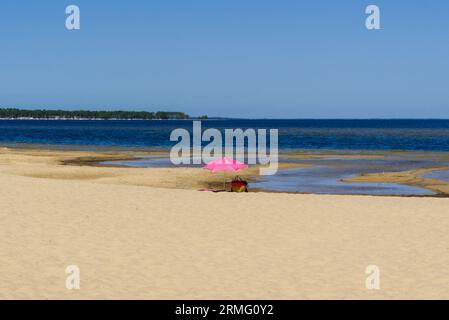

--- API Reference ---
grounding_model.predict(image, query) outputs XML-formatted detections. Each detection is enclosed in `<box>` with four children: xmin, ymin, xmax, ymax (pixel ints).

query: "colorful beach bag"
<box><xmin>231</xmin><ymin>176</ymin><xmax>248</xmax><ymax>193</ymax></box>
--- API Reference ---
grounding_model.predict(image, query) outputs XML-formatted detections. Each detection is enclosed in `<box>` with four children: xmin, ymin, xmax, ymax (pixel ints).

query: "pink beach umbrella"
<box><xmin>203</xmin><ymin>157</ymin><xmax>248</xmax><ymax>190</ymax></box>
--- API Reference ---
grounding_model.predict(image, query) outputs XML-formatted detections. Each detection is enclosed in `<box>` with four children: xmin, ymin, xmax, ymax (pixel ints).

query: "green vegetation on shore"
<box><xmin>0</xmin><ymin>108</ymin><xmax>190</xmax><ymax>120</ymax></box>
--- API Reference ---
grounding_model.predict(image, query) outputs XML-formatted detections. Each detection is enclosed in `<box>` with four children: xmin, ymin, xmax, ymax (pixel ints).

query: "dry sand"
<box><xmin>1</xmin><ymin>148</ymin><xmax>449</xmax><ymax>299</ymax></box>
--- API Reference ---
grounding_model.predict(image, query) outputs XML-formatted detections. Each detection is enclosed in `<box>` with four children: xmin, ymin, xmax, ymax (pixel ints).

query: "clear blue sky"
<box><xmin>1</xmin><ymin>1</ymin><xmax>448</xmax><ymax>118</ymax></box>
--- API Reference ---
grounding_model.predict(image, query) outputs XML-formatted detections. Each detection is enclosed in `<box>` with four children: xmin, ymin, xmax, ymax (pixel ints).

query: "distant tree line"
<box><xmin>0</xmin><ymin>108</ymin><xmax>191</xmax><ymax>120</ymax></box>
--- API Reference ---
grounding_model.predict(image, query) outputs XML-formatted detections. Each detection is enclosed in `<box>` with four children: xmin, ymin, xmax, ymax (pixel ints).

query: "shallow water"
<box><xmin>102</xmin><ymin>155</ymin><xmax>176</xmax><ymax>168</ymax></box>
<box><xmin>102</xmin><ymin>155</ymin><xmax>440</xmax><ymax>196</ymax></box>
<box><xmin>250</xmin><ymin>157</ymin><xmax>439</xmax><ymax>195</ymax></box>
<box><xmin>423</xmin><ymin>170</ymin><xmax>449</xmax><ymax>183</ymax></box>
<box><xmin>251</xmin><ymin>167</ymin><xmax>434</xmax><ymax>196</ymax></box>
<box><xmin>102</xmin><ymin>155</ymin><xmax>204</xmax><ymax>168</ymax></box>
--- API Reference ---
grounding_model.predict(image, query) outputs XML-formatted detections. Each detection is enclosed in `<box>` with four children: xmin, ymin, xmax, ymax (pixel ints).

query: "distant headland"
<box><xmin>0</xmin><ymin>108</ymin><xmax>208</xmax><ymax>120</ymax></box>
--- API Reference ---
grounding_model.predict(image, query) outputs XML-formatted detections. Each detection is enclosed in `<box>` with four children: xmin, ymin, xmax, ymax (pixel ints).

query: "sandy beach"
<box><xmin>2</xmin><ymin>147</ymin><xmax>449</xmax><ymax>299</ymax></box>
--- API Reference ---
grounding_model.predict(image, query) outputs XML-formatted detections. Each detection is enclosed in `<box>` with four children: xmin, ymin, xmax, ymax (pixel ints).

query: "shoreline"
<box><xmin>6</xmin><ymin>141</ymin><xmax>449</xmax><ymax>155</ymax></box>
<box><xmin>2</xmin><ymin>146</ymin><xmax>449</xmax><ymax>197</ymax></box>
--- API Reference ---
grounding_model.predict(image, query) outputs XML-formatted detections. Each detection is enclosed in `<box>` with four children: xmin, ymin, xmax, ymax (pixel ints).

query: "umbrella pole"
<box><xmin>223</xmin><ymin>171</ymin><xmax>226</xmax><ymax>190</ymax></box>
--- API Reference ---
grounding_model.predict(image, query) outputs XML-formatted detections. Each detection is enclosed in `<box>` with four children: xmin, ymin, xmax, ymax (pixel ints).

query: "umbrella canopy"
<box><xmin>203</xmin><ymin>157</ymin><xmax>248</xmax><ymax>172</ymax></box>
<box><xmin>203</xmin><ymin>157</ymin><xmax>248</xmax><ymax>190</ymax></box>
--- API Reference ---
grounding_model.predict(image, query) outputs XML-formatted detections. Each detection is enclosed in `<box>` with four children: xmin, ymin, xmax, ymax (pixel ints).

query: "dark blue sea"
<box><xmin>1</xmin><ymin>119</ymin><xmax>449</xmax><ymax>151</ymax></box>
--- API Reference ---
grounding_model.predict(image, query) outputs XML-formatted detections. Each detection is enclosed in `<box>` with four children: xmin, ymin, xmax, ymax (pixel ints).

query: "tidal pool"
<box><xmin>102</xmin><ymin>155</ymin><xmax>176</xmax><ymax>168</ymax></box>
<box><xmin>423</xmin><ymin>170</ymin><xmax>449</xmax><ymax>184</ymax></box>
<box><xmin>102</xmin><ymin>155</ymin><xmax>440</xmax><ymax>196</ymax></box>
<box><xmin>250</xmin><ymin>167</ymin><xmax>434</xmax><ymax>196</ymax></box>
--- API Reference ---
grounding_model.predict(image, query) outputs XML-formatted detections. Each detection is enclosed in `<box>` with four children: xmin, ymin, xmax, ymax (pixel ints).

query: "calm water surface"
<box><xmin>2</xmin><ymin>119</ymin><xmax>449</xmax><ymax>151</ymax></box>
<box><xmin>103</xmin><ymin>155</ymin><xmax>442</xmax><ymax>196</ymax></box>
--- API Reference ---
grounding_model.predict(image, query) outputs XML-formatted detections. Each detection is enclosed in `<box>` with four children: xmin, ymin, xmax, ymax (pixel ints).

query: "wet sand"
<box><xmin>2</xmin><ymin>147</ymin><xmax>449</xmax><ymax>299</ymax></box>
<box><xmin>343</xmin><ymin>167</ymin><xmax>449</xmax><ymax>195</ymax></box>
